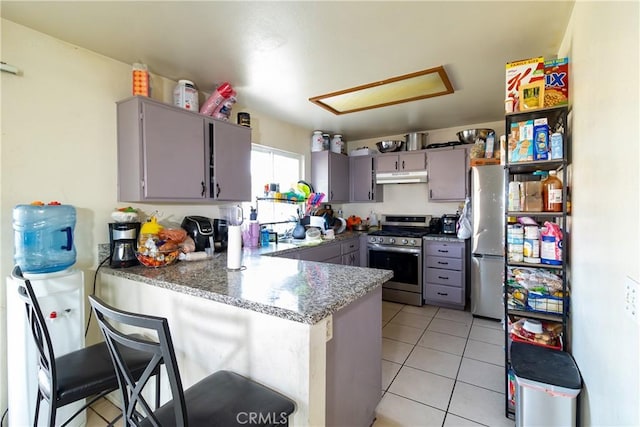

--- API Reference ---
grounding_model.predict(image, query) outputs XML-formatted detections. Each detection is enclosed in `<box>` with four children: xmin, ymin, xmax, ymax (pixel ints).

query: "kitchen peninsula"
<box><xmin>98</xmin><ymin>241</ymin><xmax>392</xmax><ymax>426</ymax></box>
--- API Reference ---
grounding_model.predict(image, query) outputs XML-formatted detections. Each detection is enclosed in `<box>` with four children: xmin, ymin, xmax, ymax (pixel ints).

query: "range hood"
<box><xmin>375</xmin><ymin>170</ymin><xmax>428</xmax><ymax>184</ymax></box>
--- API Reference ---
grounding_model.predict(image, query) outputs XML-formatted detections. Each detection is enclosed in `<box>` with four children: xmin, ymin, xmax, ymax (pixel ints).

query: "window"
<box><xmin>247</xmin><ymin>144</ymin><xmax>304</xmax><ymax>227</ymax></box>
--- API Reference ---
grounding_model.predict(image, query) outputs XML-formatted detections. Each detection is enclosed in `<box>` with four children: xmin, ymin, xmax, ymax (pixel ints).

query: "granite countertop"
<box><xmin>100</xmin><ymin>232</ymin><xmax>391</xmax><ymax>325</ymax></box>
<box><xmin>423</xmin><ymin>233</ymin><xmax>466</xmax><ymax>242</ymax></box>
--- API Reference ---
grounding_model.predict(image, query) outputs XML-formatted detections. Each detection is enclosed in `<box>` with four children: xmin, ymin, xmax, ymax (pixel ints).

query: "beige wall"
<box><xmin>0</xmin><ymin>18</ymin><xmax>311</xmax><ymax>411</ymax></box>
<box><xmin>558</xmin><ymin>2</ymin><xmax>639</xmax><ymax>425</ymax></box>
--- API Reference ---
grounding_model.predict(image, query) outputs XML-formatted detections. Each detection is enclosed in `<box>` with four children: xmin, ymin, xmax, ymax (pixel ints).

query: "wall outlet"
<box><xmin>624</xmin><ymin>276</ymin><xmax>639</xmax><ymax>325</ymax></box>
<box><xmin>325</xmin><ymin>315</ymin><xmax>333</xmax><ymax>342</ymax></box>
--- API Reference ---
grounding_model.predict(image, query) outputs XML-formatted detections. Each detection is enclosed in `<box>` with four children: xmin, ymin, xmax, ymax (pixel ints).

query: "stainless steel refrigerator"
<box><xmin>470</xmin><ymin>165</ymin><xmax>505</xmax><ymax>320</ymax></box>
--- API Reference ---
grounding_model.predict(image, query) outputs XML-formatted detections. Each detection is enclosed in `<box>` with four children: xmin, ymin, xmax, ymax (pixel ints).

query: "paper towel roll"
<box><xmin>227</xmin><ymin>225</ymin><xmax>243</xmax><ymax>270</ymax></box>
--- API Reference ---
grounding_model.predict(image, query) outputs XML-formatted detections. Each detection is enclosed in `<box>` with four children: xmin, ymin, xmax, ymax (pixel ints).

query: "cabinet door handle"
<box><xmin>438</xmin><ymin>276</ymin><xmax>449</xmax><ymax>280</ymax></box>
<box><xmin>368</xmin><ymin>191</ymin><xmax>371</xmax><ymax>200</ymax></box>
<box><xmin>438</xmin><ymin>249</ymin><xmax>449</xmax><ymax>253</ymax></box>
<box><xmin>395</xmin><ymin>161</ymin><xmax>398</xmax><ymax>170</ymax></box>
<box><xmin>437</xmin><ymin>292</ymin><xmax>449</xmax><ymax>296</ymax></box>
<box><xmin>201</xmin><ymin>181</ymin><xmax>206</xmax><ymax>197</ymax></box>
<box><xmin>402</xmin><ymin>160</ymin><xmax>405</xmax><ymax>169</ymax></box>
<box><xmin>437</xmin><ymin>261</ymin><xmax>448</xmax><ymax>265</ymax></box>
<box><xmin>216</xmin><ymin>183</ymin><xmax>221</xmax><ymax>198</ymax></box>
<box><xmin>430</xmin><ymin>189</ymin><xmax>433</xmax><ymax>198</ymax></box>
<box><xmin>330</xmin><ymin>191</ymin><xmax>333</xmax><ymax>200</ymax></box>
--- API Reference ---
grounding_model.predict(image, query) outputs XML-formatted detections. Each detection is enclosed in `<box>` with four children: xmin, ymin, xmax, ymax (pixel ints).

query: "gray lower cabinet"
<box><xmin>275</xmin><ymin>237</ymin><xmax>360</xmax><ymax>266</ymax></box>
<box><xmin>116</xmin><ymin>96</ymin><xmax>250</xmax><ymax>203</ymax></box>
<box><xmin>326</xmin><ymin>286</ymin><xmax>381</xmax><ymax>427</ymax></box>
<box><xmin>311</xmin><ymin>151</ymin><xmax>350</xmax><ymax>203</ymax></box>
<box><xmin>349</xmin><ymin>155</ymin><xmax>383</xmax><ymax>202</ymax></box>
<box><xmin>341</xmin><ymin>238</ymin><xmax>360</xmax><ymax>266</ymax></box>
<box><xmin>423</xmin><ymin>239</ymin><xmax>466</xmax><ymax>309</ymax></box>
<box><xmin>427</xmin><ymin>147</ymin><xmax>468</xmax><ymax>201</ymax></box>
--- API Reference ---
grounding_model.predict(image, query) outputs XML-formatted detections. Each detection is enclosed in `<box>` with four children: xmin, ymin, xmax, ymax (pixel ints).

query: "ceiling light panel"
<box><xmin>309</xmin><ymin>66</ymin><xmax>454</xmax><ymax>115</ymax></box>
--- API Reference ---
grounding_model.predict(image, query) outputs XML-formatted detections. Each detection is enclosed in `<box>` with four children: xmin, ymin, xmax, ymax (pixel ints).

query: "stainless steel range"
<box><xmin>367</xmin><ymin>215</ymin><xmax>432</xmax><ymax>306</ymax></box>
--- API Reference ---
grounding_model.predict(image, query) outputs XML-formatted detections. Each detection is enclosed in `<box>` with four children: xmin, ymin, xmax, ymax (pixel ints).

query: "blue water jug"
<box><xmin>13</xmin><ymin>204</ymin><xmax>77</xmax><ymax>273</ymax></box>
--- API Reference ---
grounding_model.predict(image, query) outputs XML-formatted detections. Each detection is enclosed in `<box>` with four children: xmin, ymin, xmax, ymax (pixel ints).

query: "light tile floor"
<box><xmin>86</xmin><ymin>302</ymin><xmax>516</xmax><ymax>427</ymax></box>
<box><xmin>375</xmin><ymin>301</ymin><xmax>515</xmax><ymax>427</ymax></box>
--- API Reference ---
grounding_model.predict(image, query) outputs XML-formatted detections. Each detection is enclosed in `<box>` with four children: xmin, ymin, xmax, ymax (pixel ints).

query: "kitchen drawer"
<box><xmin>425</xmin><ymin>268</ymin><xmax>462</xmax><ymax>287</ymax></box>
<box><xmin>425</xmin><ymin>284</ymin><xmax>463</xmax><ymax>305</ymax></box>
<box><xmin>298</xmin><ymin>242</ymin><xmax>340</xmax><ymax>262</ymax></box>
<box><xmin>341</xmin><ymin>239</ymin><xmax>360</xmax><ymax>255</ymax></box>
<box><xmin>426</xmin><ymin>256</ymin><xmax>463</xmax><ymax>271</ymax></box>
<box><xmin>425</xmin><ymin>242</ymin><xmax>463</xmax><ymax>258</ymax></box>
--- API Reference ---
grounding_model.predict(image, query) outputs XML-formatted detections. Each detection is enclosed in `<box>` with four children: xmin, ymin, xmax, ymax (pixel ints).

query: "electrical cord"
<box><xmin>85</xmin><ymin>256</ymin><xmax>110</xmax><ymax>338</ymax></box>
<box><xmin>1</xmin><ymin>408</ymin><xmax>8</xmax><ymax>427</ymax></box>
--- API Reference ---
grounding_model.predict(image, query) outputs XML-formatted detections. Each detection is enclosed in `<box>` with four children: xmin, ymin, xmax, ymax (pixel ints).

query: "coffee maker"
<box><xmin>109</xmin><ymin>222</ymin><xmax>141</xmax><ymax>268</ymax></box>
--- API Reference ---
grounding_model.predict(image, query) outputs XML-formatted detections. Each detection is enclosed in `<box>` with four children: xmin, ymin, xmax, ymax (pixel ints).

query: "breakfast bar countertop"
<box><xmin>100</xmin><ymin>242</ymin><xmax>392</xmax><ymax>325</ymax></box>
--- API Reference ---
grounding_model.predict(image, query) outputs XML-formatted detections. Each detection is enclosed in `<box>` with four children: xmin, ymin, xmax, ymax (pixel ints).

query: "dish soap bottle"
<box><xmin>248</xmin><ymin>207</ymin><xmax>260</xmax><ymax>248</ymax></box>
<box><xmin>542</xmin><ymin>171</ymin><xmax>563</xmax><ymax>212</ymax></box>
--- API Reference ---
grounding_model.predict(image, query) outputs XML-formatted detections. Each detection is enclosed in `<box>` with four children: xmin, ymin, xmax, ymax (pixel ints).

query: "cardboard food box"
<box><xmin>533</xmin><ymin>118</ymin><xmax>549</xmax><ymax>161</ymax></box>
<box><xmin>544</xmin><ymin>57</ymin><xmax>569</xmax><ymax>107</ymax></box>
<box><xmin>505</xmin><ymin>57</ymin><xmax>545</xmax><ymax>113</ymax></box>
<box><xmin>508</xmin><ymin>121</ymin><xmax>534</xmax><ymax>163</ymax></box>
<box><xmin>523</xmin><ymin>181</ymin><xmax>543</xmax><ymax>212</ymax></box>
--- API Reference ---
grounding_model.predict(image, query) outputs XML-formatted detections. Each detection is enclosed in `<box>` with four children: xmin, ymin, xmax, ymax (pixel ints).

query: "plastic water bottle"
<box><xmin>13</xmin><ymin>204</ymin><xmax>77</xmax><ymax>273</ymax></box>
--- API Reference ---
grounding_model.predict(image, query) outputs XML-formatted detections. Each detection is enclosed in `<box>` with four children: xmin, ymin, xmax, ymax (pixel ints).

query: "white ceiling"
<box><xmin>1</xmin><ymin>1</ymin><xmax>574</xmax><ymax>140</ymax></box>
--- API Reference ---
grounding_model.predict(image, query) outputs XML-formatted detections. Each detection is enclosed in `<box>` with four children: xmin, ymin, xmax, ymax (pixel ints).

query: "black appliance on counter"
<box><xmin>181</xmin><ymin>216</ymin><xmax>228</xmax><ymax>252</ymax></box>
<box><xmin>441</xmin><ymin>214</ymin><xmax>460</xmax><ymax>235</ymax></box>
<box><xmin>109</xmin><ymin>222</ymin><xmax>140</xmax><ymax>268</ymax></box>
<box><xmin>367</xmin><ymin>215</ymin><xmax>432</xmax><ymax>306</ymax></box>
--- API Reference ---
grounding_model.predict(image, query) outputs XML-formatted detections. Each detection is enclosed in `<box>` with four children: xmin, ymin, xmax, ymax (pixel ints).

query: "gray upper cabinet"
<box><xmin>311</xmin><ymin>151</ymin><xmax>349</xmax><ymax>203</ymax></box>
<box><xmin>349</xmin><ymin>155</ymin><xmax>383</xmax><ymax>202</ymax></box>
<box><xmin>427</xmin><ymin>147</ymin><xmax>468</xmax><ymax>201</ymax></box>
<box><xmin>116</xmin><ymin>96</ymin><xmax>250</xmax><ymax>203</ymax></box>
<box><xmin>205</xmin><ymin>118</ymin><xmax>251</xmax><ymax>201</ymax></box>
<box><xmin>376</xmin><ymin>151</ymin><xmax>427</xmax><ymax>173</ymax></box>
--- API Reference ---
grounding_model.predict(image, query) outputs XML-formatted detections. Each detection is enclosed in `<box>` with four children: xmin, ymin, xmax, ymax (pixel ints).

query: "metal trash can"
<box><xmin>511</xmin><ymin>341</ymin><xmax>582</xmax><ymax>427</ymax></box>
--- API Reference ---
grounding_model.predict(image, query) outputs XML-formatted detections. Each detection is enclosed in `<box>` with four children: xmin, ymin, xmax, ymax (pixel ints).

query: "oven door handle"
<box><xmin>368</xmin><ymin>245</ymin><xmax>422</xmax><ymax>255</ymax></box>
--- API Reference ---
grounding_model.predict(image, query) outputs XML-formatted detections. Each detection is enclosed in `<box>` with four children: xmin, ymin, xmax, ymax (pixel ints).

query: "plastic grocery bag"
<box><xmin>457</xmin><ymin>197</ymin><xmax>472</xmax><ymax>239</ymax></box>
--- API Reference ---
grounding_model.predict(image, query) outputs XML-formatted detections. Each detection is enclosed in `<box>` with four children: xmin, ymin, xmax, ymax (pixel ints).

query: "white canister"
<box><xmin>311</xmin><ymin>131</ymin><xmax>325</xmax><ymax>152</ymax></box>
<box><xmin>330</xmin><ymin>134</ymin><xmax>345</xmax><ymax>154</ymax></box>
<box><xmin>173</xmin><ymin>80</ymin><xmax>199</xmax><ymax>111</ymax></box>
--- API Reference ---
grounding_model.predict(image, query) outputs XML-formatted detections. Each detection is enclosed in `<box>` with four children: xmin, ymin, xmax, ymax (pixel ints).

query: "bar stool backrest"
<box><xmin>89</xmin><ymin>295</ymin><xmax>188</xmax><ymax>426</ymax></box>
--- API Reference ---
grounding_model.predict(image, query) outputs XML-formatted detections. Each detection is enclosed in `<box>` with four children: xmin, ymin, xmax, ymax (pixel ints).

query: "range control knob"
<box><xmin>409</xmin><ymin>239</ymin><xmax>416</xmax><ymax>246</ymax></box>
<box><xmin>401</xmin><ymin>239</ymin><xmax>408</xmax><ymax>245</ymax></box>
<box><xmin>389</xmin><ymin>238</ymin><xmax>396</xmax><ymax>244</ymax></box>
<box><xmin>377</xmin><ymin>237</ymin><xmax>384</xmax><ymax>243</ymax></box>
<box><xmin>369</xmin><ymin>237</ymin><xmax>377</xmax><ymax>243</ymax></box>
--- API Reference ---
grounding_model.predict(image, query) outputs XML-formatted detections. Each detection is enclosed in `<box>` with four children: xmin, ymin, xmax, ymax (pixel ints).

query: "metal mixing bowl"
<box><xmin>456</xmin><ymin>128</ymin><xmax>494</xmax><ymax>144</ymax></box>
<box><xmin>376</xmin><ymin>140</ymin><xmax>404</xmax><ymax>153</ymax></box>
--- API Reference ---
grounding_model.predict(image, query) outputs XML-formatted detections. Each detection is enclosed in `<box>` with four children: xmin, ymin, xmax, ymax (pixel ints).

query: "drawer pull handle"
<box><xmin>438</xmin><ymin>276</ymin><xmax>449</xmax><ymax>280</ymax></box>
<box><xmin>437</xmin><ymin>292</ymin><xmax>449</xmax><ymax>296</ymax></box>
<box><xmin>437</xmin><ymin>261</ymin><xmax>448</xmax><ymax>265</ymax></box>
<box><xmin>437</xmin><ymin>249</ymin><xmax>449</xmax><ymax>253</ymax></box>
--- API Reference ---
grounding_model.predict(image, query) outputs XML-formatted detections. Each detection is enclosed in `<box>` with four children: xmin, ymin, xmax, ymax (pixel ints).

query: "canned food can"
<box><xmin>237</xmin><ymin>112</ymin><xmax>251</xmax><ymax>127</ymax></box>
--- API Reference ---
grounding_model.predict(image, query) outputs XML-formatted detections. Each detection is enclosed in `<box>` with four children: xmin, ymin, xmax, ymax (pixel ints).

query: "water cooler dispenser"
<box><xmin>7</xmin><ymin>203</ymin><xmax>86</xmax><ymax>426</ymax></box>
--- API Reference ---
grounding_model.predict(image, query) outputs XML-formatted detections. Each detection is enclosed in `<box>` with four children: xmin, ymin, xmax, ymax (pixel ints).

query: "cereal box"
<box><xmin>544</xmin><ymin>57</ymin><xmax>569</xmax><ymax>107</ymax></box>
<box><xmin>505</xmin><ymin>57</ymin><xmax>545</xmax><ymax>113</ymax></box>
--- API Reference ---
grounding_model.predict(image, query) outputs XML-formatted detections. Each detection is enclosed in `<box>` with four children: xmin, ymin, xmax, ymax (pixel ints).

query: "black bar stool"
<box><xmin>12</xmin><ymin>265</ymin><xmax>161</xmax><ymax>427</ymax></box>
<box><xmin>88</xmin><ymin>294</ymin><xmax>296</xmax><ymax>426</ymax></box>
